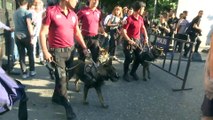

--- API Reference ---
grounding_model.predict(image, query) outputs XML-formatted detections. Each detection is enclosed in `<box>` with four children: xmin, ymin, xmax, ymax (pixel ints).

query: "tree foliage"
<box><xmin>79</xmin><ymin>0</ymin><xmax>178</xmax><ymax>19</ymax></box>
<box><xmin>78</xmin><ymin>0</ymin><xmax>178</xmax><ymax>19</ymax></box>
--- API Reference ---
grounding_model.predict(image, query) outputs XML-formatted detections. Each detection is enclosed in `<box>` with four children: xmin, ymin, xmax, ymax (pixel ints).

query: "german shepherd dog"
<box><xmin>67</xmin><ymin>58</ymin><xmax>119</xmax><ymax>108</ymax></box>
<box><xmin>139</xmin><ymin>45</ymin><xmax>163</xmax><ymax>81</ymax></box>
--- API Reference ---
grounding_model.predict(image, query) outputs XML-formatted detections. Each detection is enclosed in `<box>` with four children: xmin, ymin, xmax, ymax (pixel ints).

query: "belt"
<box><xmin>84</xmin><ymin>35</ymin><xmax>99</xmax><ymax>40</ymax></box>
<box><xmin>49</xmin><ymin>46</ymin><xmax>74</xmax><ymax>52</ymax></box>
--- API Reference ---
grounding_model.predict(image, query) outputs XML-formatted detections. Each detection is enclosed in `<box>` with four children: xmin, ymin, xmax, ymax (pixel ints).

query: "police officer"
<box><xmin>122</xmin><ymin>1</ymin><xmax>148</xmax><ymax>82</ymax></box>
<box><xmin>77</xmin><ymin>0</ymin><xmax>107</xmax><ymax>64</ymax></box>
<box><xmin>40</xmin><ymin>0</ymin><xmax>88</xmax><ymax>119</ymax></box>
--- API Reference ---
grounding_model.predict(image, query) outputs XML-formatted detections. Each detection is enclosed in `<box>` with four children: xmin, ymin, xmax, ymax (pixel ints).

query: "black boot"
<box><xmin>52</xmin><ymin>92</ymin><xmax>63</xmax><ymax>105</ymax></box>
<box><xmin>61</xmin><ymin>97</ymin><xmax>77</xmax><ymax>120</ymax></box>
<box><xmin>123</xmin><ymin>73</ymin><xmax>130</xmax><ymax>82</ymax></box>
<box><xmin>123</xmin><ymin>63</ymin><xmax>130</xmax><ymax>82</ymax></box>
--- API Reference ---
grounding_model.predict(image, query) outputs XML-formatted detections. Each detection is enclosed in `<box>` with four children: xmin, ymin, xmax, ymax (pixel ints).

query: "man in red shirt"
<box><xmin>40</xmin><ymin>0</ymin><xmax>88</xmax><ymax>119</ymax></box>
<box><xmin>77</xmin><ymin>0</ymin><xmax>106</xmax><ymax>64</ymax></box>
<box><xmin>122</xmin><ymin>1</ymin><xmax>148</xmax><ymax>82</ymax></box>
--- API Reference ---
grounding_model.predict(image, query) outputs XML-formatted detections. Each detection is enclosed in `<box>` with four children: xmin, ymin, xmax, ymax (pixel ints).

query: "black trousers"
<box><xmin>108</xmin><ymin>29</ymin><xmax>118</xmax><ymax>56</ymax></box>
<box><xmin>174</xmin><ymin>34</ymin><xmax>188</xmax><ymax>52</ymax></box>
<box><xmin>77</xmin><ymin>36</ymin><xmax>100</xmax><ymax>63</ymax></box>
<box><xmin>50</xmin><ymin>47</ymin><xmax>75</xmax><ymax>100</ymax></box>
<box><xmin>184</xmin><ymin>33</ymin><xmax>201</xmax><ymax>55</ymax></box>
<box><xmin>123</xmin><ymin>40</ymin><xmax>141</xmax><ymax>75</ymax></box>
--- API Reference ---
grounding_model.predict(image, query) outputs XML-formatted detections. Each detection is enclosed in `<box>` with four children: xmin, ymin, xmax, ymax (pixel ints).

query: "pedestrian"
<box><xmin>122</xmin><ymin>7</ymin><xmax>133</xmax><ymax>22</ymax></box>
<box><xmin>31</xmin><ymin>0</ymin><xmax>45</xmax><ymax>64</ymax></box>
<box><xmin>201</xmin><ymin>31</ymin><xmax>213</xmax><ymax>120</ymax></box>
<box><xmin>184</xmin><ymin>10</ymin><xmax>203</xmax><ymax>57</ymax></box>
<box><xmin>122</xmin><ymin>1</ymin><xmax>148</xmax><ymax>82</ymax></box>
<box><xmin>175</xmin><ymin>10</ymin><xmax>189</xmax><ymax>52</ymax></box>
<box><xmin>157</xmin><ymin>13</ymin><xmax>170</xmax><ymax>36</ymax></box>
<box><xmin>14</xmin><ymin>0</ymin><xmax>36</xmax><ymax>79</ymax></box>
<box><xmin>39</xmin><ymin>0</ymin><xmax>88</xmax><ymax>119</ymax></box>
<box><xmin>106</xmin><ymin>5</ymin><xmax>123</xmax><ymax>61</ymax></box>
<box><xmin>77</xmin><ymin>0</ymin><xmax>107</xmax><ymax>64</ymax></box>
<box><xmin>122</xmin><ymin>6</ymin><xmax>128</xmax><ymax>18</ymax></box>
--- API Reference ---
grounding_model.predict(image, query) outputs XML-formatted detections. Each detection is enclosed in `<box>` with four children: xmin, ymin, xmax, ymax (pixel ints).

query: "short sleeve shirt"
<box><xmin>14</xmin><ymin>8</ymin><xmax>32</xmax><ymax>34</ymax></box>
<box><xmin>77</xmin><ymin>7</ymin><xmax>102</xmax><ymax>36</ymax></box>
<box><xmin>42</xmin><ymin>5</ymin><xmax>78</xmax><ymax>48</ymax></box>
<box><xmin>191</xmin><ymin>16</ymin><xmax>201</xmax><ymax>32</ymax></box>
<box><xmin>123</xmin><ymin>15</ymin><xmax>144</xmax><ymax>40</ymax></box>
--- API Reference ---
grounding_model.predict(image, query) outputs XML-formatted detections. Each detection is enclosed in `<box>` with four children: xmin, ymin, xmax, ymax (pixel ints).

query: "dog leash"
<box><xmin>51</xmin><ymin>60</ymin><xmax>81</xmax><ymax>71</ymax></box>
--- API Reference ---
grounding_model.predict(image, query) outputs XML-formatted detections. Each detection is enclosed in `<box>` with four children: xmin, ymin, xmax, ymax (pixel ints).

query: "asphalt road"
<box><xmin>0</xmin><ymin>50</ymin><xmax>208</xmax><ymax>120</ymax></box>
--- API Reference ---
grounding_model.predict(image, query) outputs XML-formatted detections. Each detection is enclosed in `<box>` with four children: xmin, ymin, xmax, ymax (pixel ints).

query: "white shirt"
<box><xmin>104</xmin><ymin>14</ymin><xmax>112</xmax><ymax>26</ymax></box>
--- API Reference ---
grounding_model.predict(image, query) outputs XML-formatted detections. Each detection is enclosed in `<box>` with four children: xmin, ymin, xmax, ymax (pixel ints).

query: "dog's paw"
<box><xmin>143</xmin><ymin>78</ymin><xmax>147</xmax><ymax>81</ymax></box>
<box><xmin>148</xmin><ymin>76</ymin><xmax>151</xmax><ymax>79</ymax></box>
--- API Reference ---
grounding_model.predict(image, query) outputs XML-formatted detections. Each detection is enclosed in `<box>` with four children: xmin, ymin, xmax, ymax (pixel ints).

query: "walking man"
<box><xmin>14</xmin><ymin>0</ymin><xmax>36</xmax><ymax>79</ymax></box>
<box><xmin>184</xmin><ymin>10</ymin><xmax>203</xmax><ymax>57</ymax></box>
<box><xmin>40</xmin><ymin>0</ymin><xmax>88</xmax><ymax>119</ymax></box>
<box><xmin>122</xmin><ymin>1</ymin><xmax>149</xmax><ymax>82</ymax></box>
<box><xmin>77</xmin><ymin>0</ymin><xmax>107</xmax><ymax>64</ymax></box>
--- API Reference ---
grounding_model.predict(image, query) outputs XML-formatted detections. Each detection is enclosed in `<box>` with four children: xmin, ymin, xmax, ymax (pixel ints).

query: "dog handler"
<box><xmin>121</xmin><ymin>1</ymin><xmax>148</xmax><ymax>82</ymax></box>
<box><xmin>76</xmin><ymin>0</ymin><xmax>107</xmax><ymax>64</ymax></box>
<box><xmin>40</xmin><ymin>0</ymin><xmax>88</xmax><ymax>119</ymax></box>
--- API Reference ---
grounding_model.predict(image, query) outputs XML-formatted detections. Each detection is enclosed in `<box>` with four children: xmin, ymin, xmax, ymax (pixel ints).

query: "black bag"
<box><xmin>185</xmin><ymin>22</ymin><xmax>193</xmax><ymax>35</ymax></box>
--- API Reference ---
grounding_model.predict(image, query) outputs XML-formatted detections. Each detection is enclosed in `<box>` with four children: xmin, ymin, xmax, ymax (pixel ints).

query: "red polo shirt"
<box><xmin>123</xmin><ymin>15</ymin><xmax>144</xmax><ymax>40</ymax></box>
<box><xmin>77</xmin><ymin>7</ymin><xmax>102</xmax><ymax>36</ymax></box>
<box><xmin>42</xmin><ymin>5</ymin><xmax>78</xmax><ymax>48</ymax></box>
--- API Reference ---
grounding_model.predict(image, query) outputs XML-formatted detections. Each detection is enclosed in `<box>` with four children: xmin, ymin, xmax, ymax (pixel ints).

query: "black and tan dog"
<box><xmin>139</xmin><ymin>45</ymin><xmax>163</xmax><ymax>81</ymax></box>
<box><xmin>67</xmin><ymin>58</ymin><xmax>119</xmax><ymax>108</ymax></box>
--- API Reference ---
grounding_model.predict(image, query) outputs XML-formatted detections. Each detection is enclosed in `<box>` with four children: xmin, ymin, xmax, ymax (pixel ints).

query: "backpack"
<box><xmin>185</xmin><ymin>22</ymin><xmax>193</xmax><ymax>35</ymax></box>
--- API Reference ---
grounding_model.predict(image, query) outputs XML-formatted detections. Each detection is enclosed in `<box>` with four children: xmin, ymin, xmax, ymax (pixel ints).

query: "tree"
<box><xmin>79</xmin><ymin>0</ymin><xmax>178</xmax><ymax>19</ymax></box>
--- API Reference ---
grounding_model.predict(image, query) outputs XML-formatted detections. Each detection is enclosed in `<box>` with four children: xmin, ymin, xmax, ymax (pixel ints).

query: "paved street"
<box><xmin>0</xmin><ymin>49</ymin><xmax>208</xmax><ymax>120</ymax></box>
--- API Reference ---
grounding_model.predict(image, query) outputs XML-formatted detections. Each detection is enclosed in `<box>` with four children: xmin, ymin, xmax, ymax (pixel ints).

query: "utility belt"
<box><xmin>84</xmin><ymin>35</ymin><xmax>99</xmax><ymax>40</ymax></box>
<box><xmin>49</xmin><ymin>46</ymin><xmax>74</xmax><ymax>52</ymax></box>
<box><xmin>123</xmin><ymin>38</ymin><xmax>140</xmax><ymax>45</ymax></box>
<box><xmin>123</xmin><ymin>38</ymin><xmax>141</xmax><ymax>51</ymax></box>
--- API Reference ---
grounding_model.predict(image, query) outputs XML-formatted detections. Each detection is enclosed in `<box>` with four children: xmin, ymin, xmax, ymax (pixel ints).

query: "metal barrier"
<box><xmin>149</xmin><ymin>33</ymin><xmax>194</xmax><ymax>91</ymax></box>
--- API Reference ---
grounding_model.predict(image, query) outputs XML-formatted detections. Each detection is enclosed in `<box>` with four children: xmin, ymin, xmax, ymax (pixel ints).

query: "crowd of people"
<box><xmin>0</xmin><ymin>0</ymin><xmax>210</xmax><ymax>120</ymax></box>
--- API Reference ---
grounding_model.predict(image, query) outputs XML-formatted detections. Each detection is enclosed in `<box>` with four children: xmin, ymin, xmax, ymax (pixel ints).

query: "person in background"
<box><xmin>40</xmin><ymin>0</ymin><xmax>88</xmax><ymax>119</ymax></box>
<box><xmin>122</xmin><ymin>6</ymin><xmax>128</xmax><ymax>18</ymax></box>
<box><xmin>167</xmin><ymin>9</ymin><xmax>178</xmax><ymax>38</ymax></box>
<box><xmin>184</xmin><ymin>10</ymin><xmax>203</xmax><ymax>57</ymax></box>
<box><xmin>32</xmin><ymin>0</ymin><xmax>45</xmax><ymax>65</ymax></box>
<box><xmin>157</xmin><ymin>13</ymin><xmax>170</xmax><ymax>36</ymax></box>
<box><xmin>122</xmin><ymin>7</ymin><xmax>133</xmax><ymax>22</ymax></box>
<box><xmin>106</xmin><ymin>5</ymin><xmax>123</xmax><ymax>61</ymax></box>
<box><xmin>14</xmin><ymin>0</ymin><xmax>36</xmax><ymax>79</ymax></box>
<box><xmin>122</xmin><ymin>1</ymin><xmax>148</xmax><ymax>82</ymax></box>
<box><xmin>175</xmin><ymin>10</ymin><xmax>189</xmax><ymax>52</ymax></box>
